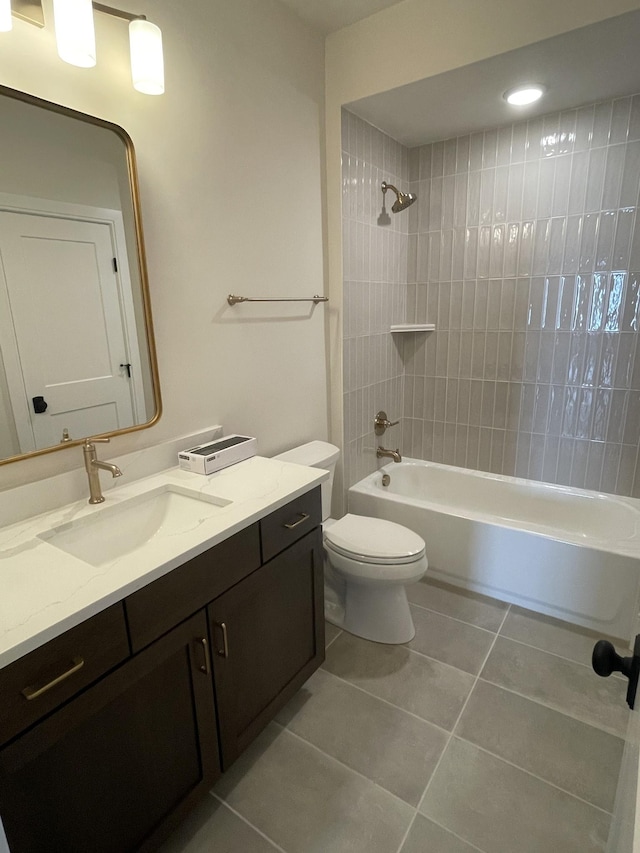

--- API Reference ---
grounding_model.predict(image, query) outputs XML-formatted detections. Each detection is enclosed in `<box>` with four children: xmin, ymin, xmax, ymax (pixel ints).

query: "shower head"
<box><xmin>381</xmin><ymin>181</ymin><xmax>417</xmax><ymax>213</ymax></box>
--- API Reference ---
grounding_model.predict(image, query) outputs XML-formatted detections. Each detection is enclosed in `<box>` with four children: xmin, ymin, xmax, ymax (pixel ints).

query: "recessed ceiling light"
<box><xmin>504</xmin><ymin>85</ymin><xmax>546</xmax><ymax>106</ymax></box>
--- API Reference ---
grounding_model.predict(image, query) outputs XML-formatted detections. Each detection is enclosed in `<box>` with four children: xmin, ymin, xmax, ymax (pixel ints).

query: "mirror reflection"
<box><xmin>0</xmin><ymin>87</ymin><xmax>160</xmax><ymax>464</ymax></box>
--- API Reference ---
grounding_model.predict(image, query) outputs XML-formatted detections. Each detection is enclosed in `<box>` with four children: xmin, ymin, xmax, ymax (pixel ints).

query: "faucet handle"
<box><xmin>82</xmin><ymin>436</ymin><xmax>111</xmax><ymax>450</ymax></box>
<box><xmin>374</xmin><ymin>411</ymin><xmax>400</xmax><ymax>435</ymax></box>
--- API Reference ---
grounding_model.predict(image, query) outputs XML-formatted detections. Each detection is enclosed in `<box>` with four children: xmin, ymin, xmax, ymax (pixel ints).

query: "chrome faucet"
<box><xmin>377</xmin><ymin>446</ymin><xmax>402</xmax><ymax>463</ymax></box>
<box><xmin>82</xmin><ymin>437</ymin><xmax>123</xmax><ymax>504</ymax></box>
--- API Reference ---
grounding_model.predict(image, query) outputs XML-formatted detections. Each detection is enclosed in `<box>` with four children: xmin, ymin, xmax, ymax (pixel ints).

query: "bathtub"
<box><xmin>348</xmin><ymin>459</ymin><xmax>640</xmax><ymax>640</ymax></box>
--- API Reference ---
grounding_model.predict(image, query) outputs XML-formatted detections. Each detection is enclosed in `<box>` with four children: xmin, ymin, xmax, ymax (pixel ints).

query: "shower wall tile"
<box><xmin>575</xmin><ymin>105</ymin><xmax>595</xmax><ymax>151</ymax></box>
<box><xmin>497</xmin><ymin>125</ymin><xmax>512</xmax><ymax>166</ymax></box>
<box><xmin>398</xmin><ymin>93</ymin><xmax>640</xmax><ymax>497</ymax></box>
<box><xmin>620</xmin><ymin>142</ymin><xmax>640</xmax><ymax>208</ymax></box>
<box><xmin>552</xmin><ymin>155</ymin><xmax>571</xmax><ymax>217</ymax></box>
<box><xmin>585</xmin><ymin>148</ymin><xmax>607</xmax><ymax>212</ymax></box>
<box><xmin>568</xmin><ymin>151</ymin><xmax>589</xmax><ymax>215</ymax></box>
<box><xmin>344</xmin><ymin>95</ymin><xmax>640</xmax><ymax>497</ymax></box>
<box><xmin>341</xmin><ymin>110</ymin><xmax>410</xmax><ymax>491</ymax></box>
<box><xmin>611</xmin><ymin>97</ymin><xmax>631</xmax><ymax>143</ymax></box>
<box><xmin>603</xmin><ymin>145</ymin><xmax>626</xmax><ymax>210</ymax></box>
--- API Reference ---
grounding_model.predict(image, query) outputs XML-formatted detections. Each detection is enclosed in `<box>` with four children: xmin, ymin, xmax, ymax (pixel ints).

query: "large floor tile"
<box><xmin>214</xmin><ymin>724</ymin><xmax>414</xmax><ymax>853</ymax></box>
<box><xmin>325</xmin><ymin>622</ymin><xmax>342</xmax><ymax>648</ymax></box>
<box><xmin>409</xmin><ymin>606</ymin><xmax>495</xmax><ymax>674</ymax></box>
<box><xmin>159</xmin><ymin>796</ymin><xmax>280</xmax><ymax>853</ymax></box>
<box><xmin>420</xmin><ymin>737</ymin><xmax>610</xmax><ymax>853</ymax></box>
<box><xmin>500</xmin><ymin>605</ymin><xmax>627</xmax><ymax>667</ymax></box>
<box><xmin>400</xmin><ymin>814</ymin><xmax>480</xmax><ymax>853</ymax></box>
<box><xmin>456</xmin><ymin>680</ymin><xmax>624</xmax><ymax>811</ymax></box>
<box><xmin>275</xmin><ymin>668</ymin><xmax>447</xmax><ymax>805</ymax></box>
<box><xmin>323</xmin><ymin>631</ymin><xmax>475</xmax><ymax>730</ymax></box>
<box><xmin>481</xmin><ymin>636</ymin><xmax>629</xmax><ymax>736</ymax></box>
<box><xmin>408</xmin><ymin>578</ymin><xmax>508</xmax><ymax>631</ymax></box>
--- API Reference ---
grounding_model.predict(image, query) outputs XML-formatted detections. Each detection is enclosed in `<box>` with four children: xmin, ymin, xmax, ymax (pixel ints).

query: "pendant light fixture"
<box><xmin>0</xmin><ymin>0</ymin><xmax>13</xmax><ymax>33</ymax></box>
<box><xmin>128</xmin><ymin>18</ymin><xmax>164</xmax><ymax>95</ymax></box>
<box><xmin>4</xmin><ymin>0</ymin><xmax>164</xmax><ymax>95</ymax></box>
<box><xmin>93</xmin><ymin>3</ymin><xmax>163</xmax><ymax>94</ymax></box>
<box><xmin>52</xmin><ymin>0</ymin><xmax>96</xmax><ymax>67</ymax></box>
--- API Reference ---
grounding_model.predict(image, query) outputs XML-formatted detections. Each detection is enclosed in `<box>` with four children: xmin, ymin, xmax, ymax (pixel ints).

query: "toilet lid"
<box><xmin>324</xmin><ymin>513</ymin><xmax>425</xmax><ymax>565</ymax></box>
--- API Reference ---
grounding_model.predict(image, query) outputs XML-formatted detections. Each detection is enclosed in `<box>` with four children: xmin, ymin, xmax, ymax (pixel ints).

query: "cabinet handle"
<box><xmin>215</xmin><ymin>622</ymin><xmax>229</xmax><ymax>658</ymax></box>
<box><xmin>21</xmin><ymin>656</ymin><xmax>85</xmax><ymax>701</ymax></box>
<box><xmin>197</xmin><ymin>637</ymin><xmax>212</xmax><ymax>676</ymax></box>
<box><xmin>283</xmin><ymin>512</ymin><xmax>310</xmax><ymax>530</ymax></box>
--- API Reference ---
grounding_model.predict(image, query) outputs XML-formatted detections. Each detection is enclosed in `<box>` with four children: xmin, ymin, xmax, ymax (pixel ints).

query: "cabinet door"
<box><xmin>209</xmin><ymin>527</ymin><xmax>324</xmax><ymax>769</ymax></box>
<box><xmin>0</xmin><ymin>611</ymin><xmax>220</xmax><ymax>853</ymax></box>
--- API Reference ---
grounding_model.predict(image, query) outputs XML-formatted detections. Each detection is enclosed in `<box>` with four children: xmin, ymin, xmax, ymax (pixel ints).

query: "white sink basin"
<box><xmin>38</xmin><ymin>485</ymin><xmax>232</xmax><ymax>567</ymax></box>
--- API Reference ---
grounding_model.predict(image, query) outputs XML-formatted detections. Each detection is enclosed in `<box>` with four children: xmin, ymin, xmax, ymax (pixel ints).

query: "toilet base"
<box><xmin>324</xmin><ymin>580</ymin><xmax>416</xmax><ymax>645</ymax></box>
<box><xmin>323</xmin><ymin>553</ymin><xmax>421</xmax><ymax>645</ymax></box>
<box><xmin>343</xmin><ymin>582</ymin><xmax>416</xmax><ymax>644</ymax></box>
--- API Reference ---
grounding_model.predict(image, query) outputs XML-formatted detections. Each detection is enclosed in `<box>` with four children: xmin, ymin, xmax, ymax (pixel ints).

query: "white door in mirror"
<box><xmin>0</xmin><ymin>210</ymin><xmax>143</xmax><ymax>452</ymax></box>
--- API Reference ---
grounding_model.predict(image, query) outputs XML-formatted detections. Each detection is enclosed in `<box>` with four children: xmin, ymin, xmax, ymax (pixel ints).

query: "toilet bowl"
<box><xmin>274</xmin><ymin>441</ymin><xmax>427</xmax><ymax>644</ymax></box>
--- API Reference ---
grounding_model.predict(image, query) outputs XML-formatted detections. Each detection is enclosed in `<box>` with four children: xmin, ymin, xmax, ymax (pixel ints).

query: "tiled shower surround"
<box><xmin>342</xmin><ymin>96</ymin><xmax>640</xmax><ymax>496</ymax></box>
<box><xmin>342</xmin><ymin>111</ymin><xmax>408</xmax><ymax>488</ymax></box>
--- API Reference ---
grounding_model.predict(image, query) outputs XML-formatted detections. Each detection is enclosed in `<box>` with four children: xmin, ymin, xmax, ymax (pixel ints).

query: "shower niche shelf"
<box><xmin>390</xmin><ymin>324</ymin><xmax>435</xmax><ymax>333</ymax></box>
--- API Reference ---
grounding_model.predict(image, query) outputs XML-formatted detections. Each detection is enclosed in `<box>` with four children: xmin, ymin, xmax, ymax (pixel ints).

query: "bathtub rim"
<box><xmin>348</xmin><ymin>458</ymin><xmax>640</xmax><ymax>559</ymax></box>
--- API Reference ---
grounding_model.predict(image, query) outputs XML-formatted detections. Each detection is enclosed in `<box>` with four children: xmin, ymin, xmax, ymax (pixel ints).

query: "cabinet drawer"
<box><xmin>260</xmin><ymin>487</ymin><xmax>321</xmax><ymax>563</ymax></box>
<box><xmin>0</xmin><ymin>603</ymin><xmax>129</xmax><ymax>747</ymax></box>
<box><xmin>125</xmin><ymin>524</ymin><xmax>261</xmax><ymax>653</ymax></box>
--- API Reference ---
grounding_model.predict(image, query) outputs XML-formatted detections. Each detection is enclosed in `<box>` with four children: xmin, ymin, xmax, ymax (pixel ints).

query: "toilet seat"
<box><xmin>324</xmin><ymin>513</ymin><xmax>426</xmax><ymax>565</ymax></box>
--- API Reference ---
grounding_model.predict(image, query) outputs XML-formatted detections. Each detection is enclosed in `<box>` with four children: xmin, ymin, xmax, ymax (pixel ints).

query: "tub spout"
<box><xmin>377</xmin><ymin>446</ymin><xmax>402</xmax><ymax>463</ymax></box>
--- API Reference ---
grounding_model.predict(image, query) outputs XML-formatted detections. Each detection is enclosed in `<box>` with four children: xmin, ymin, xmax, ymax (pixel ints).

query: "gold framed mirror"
<box><xmin>0</xmin><ymin>84</ymin><xmax>161</xmax><ymax>465</ymax></box>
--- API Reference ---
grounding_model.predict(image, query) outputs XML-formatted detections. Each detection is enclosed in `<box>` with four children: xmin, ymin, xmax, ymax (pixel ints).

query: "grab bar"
<box><xmin>227</xmin><ymin>294</ymin><xmax>328</xmax><ymax>306</ymax></box>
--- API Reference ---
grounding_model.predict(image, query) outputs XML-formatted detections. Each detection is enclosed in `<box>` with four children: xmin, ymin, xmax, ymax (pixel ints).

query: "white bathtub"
<box><xmin>348</xmin><ymin>459</ymin><xmax>640</xmax><ymax>640</ymax></box>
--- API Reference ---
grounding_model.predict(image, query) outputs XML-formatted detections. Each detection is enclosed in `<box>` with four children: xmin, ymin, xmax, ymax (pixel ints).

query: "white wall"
<box><xmin>0</xmin><ymin>0</ymin><xmax>328</xmax><ymax>489</ymax></box>
<box><xmin>0</xmin><ymin>96</ymin><xmax>125</xmax><ymax>209</ymax></box>
<box><xmin>325</xmin><ymin>0</ymin><xmax>640</xmax><ymax>513</ymax></box>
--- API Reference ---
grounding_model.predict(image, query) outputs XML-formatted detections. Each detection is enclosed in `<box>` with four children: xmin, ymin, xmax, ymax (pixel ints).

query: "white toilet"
<box><xmin>275</xmin><ymin>441</ymin><xmax>427</xmax><ymax>644</ymax></box>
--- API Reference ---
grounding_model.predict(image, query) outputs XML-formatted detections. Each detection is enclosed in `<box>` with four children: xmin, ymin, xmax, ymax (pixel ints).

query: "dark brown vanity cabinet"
<box><xmin>0</xmin><ymin>486</ymin><xmax>324</xmax><ymax>852</ymax></box>
<box><xmin>211</xmin><ymin>527</ymin><xmax>324</xmax><ymax>768</ymax></box>
<box><xmin>0</xmin><ymin>611</ymin><xmax>220</xmax><ymax>853</ymax></box>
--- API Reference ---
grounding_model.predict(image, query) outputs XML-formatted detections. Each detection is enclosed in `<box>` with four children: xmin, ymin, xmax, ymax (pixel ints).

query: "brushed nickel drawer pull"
<box><xmin>283</xmin><ymin>512</ymin><xmax>310</xmax><ymax>530</ymax></box>
<box><xmin>21</xmin><ymin>656</ymin><xmax>85</xmax><ymax>701</ymax></box>
<box><xmin>215</xmin><ymin>622</ymin><xmax>229</xmax><ymax>658</ymax></box>
<box><xmin>198</xmin><ymin>637</ymin><xmax>212</xmax><ymax>676</ymax></box>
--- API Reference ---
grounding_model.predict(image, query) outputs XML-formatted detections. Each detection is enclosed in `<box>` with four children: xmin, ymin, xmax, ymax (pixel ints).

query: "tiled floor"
<box><xmin>161</xmin><ymin>577</ymin><xmax>629</xmax><ymax>853</ymax></box>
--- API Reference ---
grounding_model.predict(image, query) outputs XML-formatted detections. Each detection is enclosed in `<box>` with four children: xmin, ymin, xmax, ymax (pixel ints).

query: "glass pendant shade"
<box><xmin>53</xmin><ymin>0</ymin><xmax>96</xmax><ymax>67</ymax></box>
<box><xmin>129</xmin><ymin>19</ymin><xmax>164</xmax><ymax>95</ymax></box>
<box><xmin>0</xmin><ymin>0</ymin><xmax>12</xmax><ymax>32</ymax></box>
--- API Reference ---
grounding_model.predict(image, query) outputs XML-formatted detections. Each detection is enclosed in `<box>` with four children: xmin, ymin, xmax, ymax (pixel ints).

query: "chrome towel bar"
<box><xmin>227</xmin><ymin>294</ymin><xmax>328</xmax><ymax>306</ymax></box>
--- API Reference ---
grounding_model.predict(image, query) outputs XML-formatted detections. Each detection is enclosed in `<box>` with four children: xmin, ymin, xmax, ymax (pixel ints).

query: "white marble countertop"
<box><xmin>0</xmin><ymin>456</ymin><xmax>327</xmax><ymax>670</ymax></box>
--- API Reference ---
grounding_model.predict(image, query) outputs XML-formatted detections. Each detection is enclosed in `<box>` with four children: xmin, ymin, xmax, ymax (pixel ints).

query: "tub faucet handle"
<box><xmin>374</xmin><ymin>411</ymin><xmax>399</xmax><ymax>435</ymax></box>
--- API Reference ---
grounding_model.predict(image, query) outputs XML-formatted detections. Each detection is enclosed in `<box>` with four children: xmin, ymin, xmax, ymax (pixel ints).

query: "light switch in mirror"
<box><xmin>0</xmin><ymin>85</ymin><xmax>161</xmax><ymax>465</ymax></box>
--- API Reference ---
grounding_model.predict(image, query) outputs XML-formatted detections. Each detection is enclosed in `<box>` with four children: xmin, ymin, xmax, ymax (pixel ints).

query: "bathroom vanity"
<box><xmin>0</xmin><ymin>457</ymin><xmax>326</xmax><ymax>852</ymax></box>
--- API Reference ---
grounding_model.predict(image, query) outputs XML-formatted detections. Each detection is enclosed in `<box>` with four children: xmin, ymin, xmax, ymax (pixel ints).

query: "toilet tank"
<box><xmin>273</xmin><ymin>441</ymin><xmax>340</xmax><ymax>521</ymax></box>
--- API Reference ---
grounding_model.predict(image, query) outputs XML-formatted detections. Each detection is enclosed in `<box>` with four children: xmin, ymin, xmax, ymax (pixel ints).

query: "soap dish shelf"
<box><xmin>390</xmin><ymin>324</ymin><xmax>435</xmax><ymax>333</ymax></box>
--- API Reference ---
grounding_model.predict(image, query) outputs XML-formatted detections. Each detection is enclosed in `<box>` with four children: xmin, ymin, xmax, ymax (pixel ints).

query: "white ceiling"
<box><xmin>278</xmin><ymin>0</ymin><xmax>407</xmax><ymax>35</ymax></box>
<box><xmin>346</xmin><ymin>10</ymin><xmax>640</xmax><ymax>147</ymax></box>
